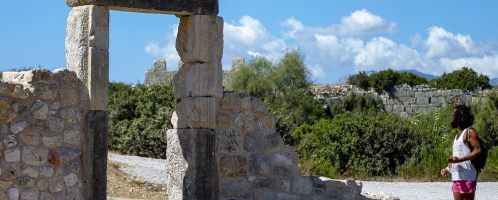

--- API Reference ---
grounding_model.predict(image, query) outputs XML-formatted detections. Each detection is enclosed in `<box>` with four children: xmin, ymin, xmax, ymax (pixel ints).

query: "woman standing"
<box><xmin>440</xmin><ymin>105</ymin><xmax>482</xmax><ymax>200</ymax></box>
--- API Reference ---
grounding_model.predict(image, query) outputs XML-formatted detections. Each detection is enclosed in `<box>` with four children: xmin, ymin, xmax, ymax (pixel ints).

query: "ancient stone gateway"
<box><xmin>0</xmin><ymin>0</ymin><xmax>365</xmax><ymax>199</ymax></box>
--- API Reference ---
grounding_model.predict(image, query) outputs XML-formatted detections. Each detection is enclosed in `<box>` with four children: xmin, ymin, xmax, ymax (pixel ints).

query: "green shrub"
<box><xmin>398</xmin><ymin>108</ymin><xmax>453</xmax><ymax>180</ymax></box>
<box><xmin>226</xmin><ymin>51</ymin><xmax>327</xmax><ymax>143</ymax></box>
<box><xmin>295</xmin><ymin>112</ymin><xmax>420</xmax><ymax>177</ymax></box>
<box><xmin>430</xmin><ymin>67</ymin><xmax>491</xmax><ymax>90</ymax></box>
<box><xmin>108</xmin><ymin>83</ymin><xmax>177</xmax><ymax>159</ymax></box>
<box><xmin>474</xmin><ymin>91</ymin><xmax>498</xmax><ymax>147</ymax></box>
<box><xmin>330</xmin><ymin>92</ymin><xmax>384</xmax><ymax>116</ymax></box>
<box><xmin>347</xmin><ymin>71</ymin><xmax>370</xmax><ymax>90</ymax></box>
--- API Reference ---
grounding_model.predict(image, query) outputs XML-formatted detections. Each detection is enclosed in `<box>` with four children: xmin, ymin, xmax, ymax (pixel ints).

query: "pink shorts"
<box><xmin>452</xmin><ymin>180</ymin><xmax>477</xmax><ymax>193</ymax></box>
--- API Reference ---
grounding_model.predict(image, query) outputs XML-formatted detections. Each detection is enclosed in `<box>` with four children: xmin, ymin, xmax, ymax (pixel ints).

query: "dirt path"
<box><xmin>107</xmin><ymin>161</ymin><xmax>166</xmax><ymax>200</ymax></box>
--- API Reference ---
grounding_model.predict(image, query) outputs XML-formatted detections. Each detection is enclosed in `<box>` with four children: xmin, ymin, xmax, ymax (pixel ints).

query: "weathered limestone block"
<box><xmin>3</xmin><ymin>134</ymin><xmax>17</xmax><ymax>148</ymax></box>
<box><xmin>21</xmin><ymin>188</ymin><xmax>39</xmax><ymax>200</ymax></box>
<box><xmin>64</xmin><ymin>173</ymin><xmax>79</xmax><ymax>187</ymax></box>
<box><xmin>416</xmin><ymin>97</ymin><xmax>429</xmax><ymax>105</ymax></box>
<box><xmin>22</xmin><ymin>146</ymin><xmax>49</xmax><ymax>165</ymax></box>
<box><xmin>66</xmin><ymin>5</ymin><xmax>109</xmax><ymax>110</ymax></box>
<box><xmin>42</xmin><ymin>135</ymin><xmax>63</xmax><ymax>148</ymax></box>
<box><xmin>60</xmin><ymin>108</ymin><xmax>82</xmax><ymax>123</ymax></box>
<box><xmin>166</xmin><ymin>129</ymin><xmax>217</xmax><ymax>200</ymax></box>
<box><xmin>217</xmin><ymin>128</ymin><xmax>242</xmax><ymax>153</ymax></box>
<box><xmin>32</xmin><ymin>83</ymin><xmax>57</xmax><ymax>101</ymax></box>
<box><xmin>219</xmin><ymin>178</ymin><xmax>253</xmax><ymax>199</ymax></box>
<box><xmin>2</xmin><ymin>69</ymin><xmax>53</xmax><ymax>86</ymax></box>
<box><xmin>0</xmin><ymin>97</ymin><xmax>15</xmax><ymax>122</ymax></box>
<box><xmin>47</xmin><ymin>116</ymin><xmax>64</xmax><ymax>133</ymax></box>
<box><xmin>88</xmin><ymin>47</ymin><xmax>109</xmax><ymax>110</ymax></box>
<box><xmin>49</xmin><ymin>176</ymin><xmax>64</xmax><ymax>193</ymax></box>
<box><xmin>31</xmin><ymin>100</ymin><xmax>49</xmax><ymax>120</ymax></box>
<box><xmin>173</xmin><ymin>63</ymin><xmax>223</xmax><ymax>98</ymax></box>
<box><xmin>0</xmin><ymin>83</ymin><xmax>29</xmax><ymax>100</ymax></box>
<box><xmin>8</xmin><ymin>188</ymin><xmax>19</xmax><ymax>200</ymax></box>
<box><xmin>10</xmin><ymin>120</ymin><xmax>27</xmax><ymax>134</ymax></box>
<box><xmin>4</xmin><ymin>148</ymin><xmax>21</xmax><ymax>162</ymax></box>
<box><xmin>67</xmin><ymin>0</ymin><xmax>219</xmax><ymax>15</ymax></box>
<box><xmin>220</xmin><ymin>92</ymin><xmax>252</xmax><ymax>113</ymax></box>
<box><xmin>174</xmin><ymin>97</ymin><xmax>218</xmax><ymax>129</ymax></box>
<box><xmin>64</xmin><ymin>128</ymin><xmax>82</xmax><ymax>146</ymax></box>
<box><xmin>219</xmin><ymin>155</ymin><xmax>248</xmax><ymax>177</ymax></box>
<box><xmin>176</xmin><ymin>15</ymin><xmax>223</xmax><ymax>65</ymax></box>
<box><xmin>53</xmin><ymin>69</ymin><xmax>79</xmax><ymax>89</ymax></box>
<box><xmin>277</xmin><ymin>192</ymin><xmax>300</xmax><ymax>200</ymax></box>
<box><xmin>250</xmin><ymin>154</ymin><xmax>272</xmax><ymax>175</ymax></box>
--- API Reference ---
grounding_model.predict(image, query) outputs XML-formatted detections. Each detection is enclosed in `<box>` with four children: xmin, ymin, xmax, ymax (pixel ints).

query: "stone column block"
<box><xmin>166</xmin><ymin>129</ymin><xmax>217</xmax><ymax>200</ymax></box>
<box><xmin>66</xmin><ymin>5</ymin><xmax>109</xmax><ymax>111</ymax></box>
<box><xmin>174</xmin><ymin>97</ymin><xmax>218</xmax><ymax>129</ymax></box>
<box><xmin>173</xmin><ymin>63</ymin><xmax>223</xmax><ymax>98</ymax></box>
<box><xmin>176</xmin><ymin>15</ymin><xmax>223</xmax><ymax>65</ymax></box>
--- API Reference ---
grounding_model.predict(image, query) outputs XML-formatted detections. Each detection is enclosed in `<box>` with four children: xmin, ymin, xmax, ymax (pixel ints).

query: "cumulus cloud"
<box><xmin>337</xmin><ymin>9</ymin><xmax>397</xmax><ymax>35</ymax></box>
<box><xmin>144</xmin><ymin>11</ymin><xmax>498</xmax><ymax>82</ymax></box>
<box><xmin>425</xmin><ymin>26</ymin><xmax>482</xmax><ymax>59</ymax></box>
<box><xmin>224</xmin><ymin>16</ymin><xmax>288</xmax><ymax>67</ymax></box>
<box><xmin>144</xmin><ymin>24</ymin><xmax>180</xmax><ymax>70</ymax></box>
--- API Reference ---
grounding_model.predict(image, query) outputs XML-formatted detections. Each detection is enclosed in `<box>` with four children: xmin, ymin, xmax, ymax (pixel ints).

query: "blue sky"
<box><xmin>1</xmin><ymin>1</ymin><xmax>498</xmax><ymax>84</ymax></box>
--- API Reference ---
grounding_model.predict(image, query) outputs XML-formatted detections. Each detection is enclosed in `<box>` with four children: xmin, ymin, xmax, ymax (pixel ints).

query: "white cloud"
<box><xmin>223</xmin><ymin>16</ymin><xmax>288</xmax><ymax>67</ymax></box>
<box><xmin>425</xmin><ymin>26</ymin><xmax>482</xmax><ymax>59</ymax></box>
<box><xmin>309</xmin><ymin>64</ymin><xmax>326</xmax><ymax>79</ymax></box>
<box><xmin>144</xmin><ymin>12</ymin><xmax>498</xmax><ymax>82</ymax></box>
<box><xmin>337</xmin><ymin>9</ymin><xmax>397</xmax><ymax>35</ymax></box>
<box><xmin>144</xmin><ymin>24</ymin><xmax>180</xmax><ymax>70</ymax></box>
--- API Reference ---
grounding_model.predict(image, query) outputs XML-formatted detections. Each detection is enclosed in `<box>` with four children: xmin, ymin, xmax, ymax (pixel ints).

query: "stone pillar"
<box><xmin>65</xmin><ymin>5</ymin><xmax>109</xmax><ymax>200</ymax></box>
<box><xmin>167</xmin><ymin>14</ymin><xmax>223</xmax><ymax>200</ymax></box>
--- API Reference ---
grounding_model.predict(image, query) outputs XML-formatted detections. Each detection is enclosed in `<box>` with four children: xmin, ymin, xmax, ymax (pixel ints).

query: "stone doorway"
<box><xmin>65</xmin><ymin>1</ymin><xmax>221</xmax><ymax>199</ymax></box>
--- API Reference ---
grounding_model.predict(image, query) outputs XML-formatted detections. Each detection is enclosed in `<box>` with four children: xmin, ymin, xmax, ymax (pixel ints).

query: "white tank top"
<box><xmin>450</xmin><ymin>128</ymin><xmax>477</xmax><ymax>181</ymax></box>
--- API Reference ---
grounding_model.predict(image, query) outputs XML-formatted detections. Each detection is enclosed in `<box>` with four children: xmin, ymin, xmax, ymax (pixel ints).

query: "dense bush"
<box><xmin>347</xmin><ymin>71</ymin><xmax>370</xmax><ymax>90</ymax></box>
<box><xmin>474</xmin><ymin>90</ymin><xmax>498</xmax><ymax>147</ymax></box>
<box><xmin>293</xmin><ymin>112</ymin><xmax>420</xmax><ymax>177</ymax></box>
<box><xmin>430</xmin><ymin>67</ymin><xmax>491</xmax><ymax>90</ymax></box>
<box><xmin>330</xmin><ymin>92</ymin><xmax>384</xmax><ymax>117</ymax></box>
<box><xmin>348</xmin><ymin>69</ymin><xmax>428</xmax><ymax>93</ymax></box>
<box><xmin>226</xmin><ymin>51</ymin><xmax>328</xmax><ymax>143</ymax></box>
<box><xmin>108</xmin><ymin>82</ymin><xmax>177</xmax><ymax>159</ymax></box>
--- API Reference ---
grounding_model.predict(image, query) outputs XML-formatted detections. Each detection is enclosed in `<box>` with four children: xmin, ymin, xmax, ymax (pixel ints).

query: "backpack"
<box><xmin>466</xmin><ymin>128</ymin><xmax>488</xmax><ymax>173</ymax></box>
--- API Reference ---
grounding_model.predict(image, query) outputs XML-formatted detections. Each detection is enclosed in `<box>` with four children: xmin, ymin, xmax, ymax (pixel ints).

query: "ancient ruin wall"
<box><xmin>312</xmin><ymin>84</ymin><xmax>496</xmax><ymax>116</ymax></box>
<box><xmin>215</xmin><ymin>91</ymin><xmax>363</xmax><ymax>199</ymax></box>
<box><xmin>0</xmin><ymin>69</ymin><xmax>84</xmax><ymax>199</ymax></box>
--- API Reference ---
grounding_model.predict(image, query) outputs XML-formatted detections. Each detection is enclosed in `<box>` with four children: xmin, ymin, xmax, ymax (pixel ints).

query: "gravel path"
<box><xmin>362</xmin><ymin>181</ymin><xmax>498</xmax><ymax>200</ymax></box>
<box><xmin>108</xmin><ymin>153</ymin><xmax>167</xmax><ymax>185</ymax></box>
<box><xmin>108</xmin><ymin>153</ymin><xmax>498</xmax><ymax>199</ymax></box>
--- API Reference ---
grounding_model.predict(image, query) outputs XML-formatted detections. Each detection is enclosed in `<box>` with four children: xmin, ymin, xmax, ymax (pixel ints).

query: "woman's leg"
<box><xmin>453</xmin><ymin>192</ymin><xmax>463</xmax><ymax>200</ymax></box>
<box><xmin>461</xmin><ymin>192</ymin><xmax>474</xmax><ymax>200</ymax></box>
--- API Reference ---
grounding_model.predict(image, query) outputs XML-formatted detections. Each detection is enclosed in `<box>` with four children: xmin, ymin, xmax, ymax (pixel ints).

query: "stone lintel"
<box><xmin>66</xmin><ymin>0</ymin><xmax>219</xmax><ymax>15</ymax></box>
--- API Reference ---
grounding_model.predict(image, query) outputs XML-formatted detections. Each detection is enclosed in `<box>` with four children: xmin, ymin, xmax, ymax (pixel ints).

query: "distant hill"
<box><xmin>491</xmin><ymin>78</ymin><xmax>498</xmax><ymax>87</ymax></box>
<box><xmin>400</xmin><ymin>70</ymin><xmax>438</xmax><ymax>80</ymax></box>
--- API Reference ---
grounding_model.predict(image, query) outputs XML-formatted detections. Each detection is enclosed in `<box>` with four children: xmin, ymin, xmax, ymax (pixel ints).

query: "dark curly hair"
<box><xmin>451</xmin><ymin>104</ymin><xmax>474</xmax><ymax>129</ymax></box>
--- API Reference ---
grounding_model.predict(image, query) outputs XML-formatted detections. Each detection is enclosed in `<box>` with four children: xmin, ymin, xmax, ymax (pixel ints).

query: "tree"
<box><xmin>430</xmin><ymin>67</ymin><xmax>491</xmax><ymax>90</ymax></box>
<box><xmin>347</xmin><ymin>71</ymin><xmax>370</xmax><ymax>90</ymax></box>
<box><xmin>368</xmin><ymin>69</ymin><xmax>399</xmax><ymax>93</ymax></box>
<box><xmin>226</xmin><ymin>51</ymin><xmax>327</xmax><ymax>144</ymax></box>
<box><xmin>398</xmin><ymin>72</ymin><xmax>428</xmax><ymax>86</ymax></box>
<box><xmin>108</xmin><ymin>83</ymin><xmax>177</xmax><ymax>159</ymax></box>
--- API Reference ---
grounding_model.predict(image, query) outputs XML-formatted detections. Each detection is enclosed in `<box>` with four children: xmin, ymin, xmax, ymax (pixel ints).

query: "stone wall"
<box><xmin>0</xmin><ymin>69</ymin><xmax>84</xmax><ymax>199</ymax></box>
<box><xmin>311</xmin><ymin>84</ymin><xmax>496</xmax><ymax>116</ymax></box>
<box><xmin>214</xmin><ymin>91</ymin><xmax>363</xmax><ymax>199</ymax></box>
